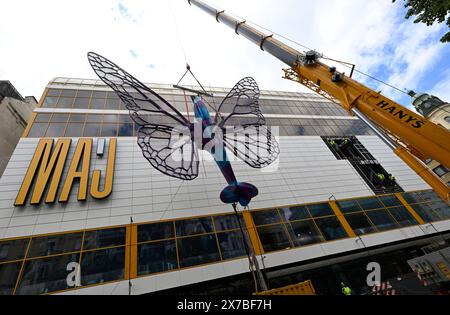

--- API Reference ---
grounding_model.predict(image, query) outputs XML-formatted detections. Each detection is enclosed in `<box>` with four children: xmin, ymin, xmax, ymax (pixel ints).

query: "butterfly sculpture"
<box><xmin>87</xmin><ymin>52</ymin><xmax>279</xmax><ymax>207</ymax></box>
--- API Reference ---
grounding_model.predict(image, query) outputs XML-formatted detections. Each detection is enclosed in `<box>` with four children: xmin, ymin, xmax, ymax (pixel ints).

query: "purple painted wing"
<box><xmin>215</xmin><ymin>77</ymin><xmax>280</xmax><ymax>168</ymax></box>
<box><xmin>87</xmin><ymin>52</ymin><xmax>199</xmax><ymax>180</ymax></box>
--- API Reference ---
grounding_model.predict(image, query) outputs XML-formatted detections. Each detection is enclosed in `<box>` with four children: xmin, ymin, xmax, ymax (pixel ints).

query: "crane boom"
<box><xmin>188</xmin><ymin>0</ymin><xmax>450</xmax><ymax>202</ymax></box>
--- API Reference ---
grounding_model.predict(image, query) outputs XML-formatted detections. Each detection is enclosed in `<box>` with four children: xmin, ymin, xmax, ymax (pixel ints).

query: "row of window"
<box><xmin>0</xmin><ymin>190</ymin><xmax>447</xmax><ymax>294</ymax></box>
<box><xmin>27</xmin><ymin>114</ymin><xmax>374</xmax><ymax>138</ymax></box>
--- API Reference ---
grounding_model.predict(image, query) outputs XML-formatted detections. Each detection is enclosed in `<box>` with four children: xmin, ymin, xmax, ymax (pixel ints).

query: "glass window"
<box><xmin>43</xmin><ymin>97</ymin><xmax>58</xmax><ymax>107</ymax></box>
<box><xmin>378</xmin><ymin>195</ymin><xmax>402</xmax><ymax>207</ymax></box>
<box><xmin>16</xmin><ymin>253</ymin><xmax>80</xmax><ymax>295</ymax></box>
<box><xmin>119</xmin><ymin>115</ymin><xmax>133</xmax><ymax>123</ymax></box>
<box><xmin>337</xmin><ymin>200</ymin><xmax>361</xmax><ymax>213</ymax></box>
<box><xmin>28</xmin><ymin>233</ymin><xmax>82</xmax><ymax>258</ymax></box>
<box><xmin>83</xmin><ymin>123</ymin><xmax>101</xmax><ymax>137</ymax></box>
<box><xmin>34</xmin><ymin>114</ymin><xmax>52</xmax><ymax>123</ymax></box>
<box><xmin>217</xmin><ymin>231</ymin><xmax>247</xmax><ymax>260</ymax></box>
<box><xmin>50</xmin><ymin>113</ymin><xmax>69</xmax><ymax>123</ymax></box>
<box><xmin>64</xmin><ymin>123</ymin><xmax>83</xmax><ymax>137</ymax></box>
<box><xmin>401</xmin><ymin>192</ymin><xmax>423</xmax><ymax>204</ymax></box>
<box><xmin>279</xmin><ymin>205</ymin><xmax>310</xmax><ymax>221</ymax></box>
<box><xmin>366</xmin><ymin>210</ymin><xmax>399</xmax><ymax>231</ymax></box>
<box><xmin>345</xmin><ymin>213</ymin><xmax>376</xmax><ymax>235</ymax></box>
<box><xmin>103</xmin><ymin>115</ymin><xmax>118</xmax><ymax>123</ymax></box>
<box><xmin>28</xmin><ymin>123</ymin><xmax>48</xmax><ymax>137</ymax></box>
<box><xmin>138</xmin><ymin>222</ymin><xmax>174</xmax><ymax>242</ymax></box>
<box><xmin>80</xmin><ymin>247</ymin><xmax>125</xmax><ymax>286</ymax></box>
<box><xmin>314</xmin><ymin>217</ymin><xmax>347</xmax><ymax>241</ymax></box>
<box><xmin>92</xmin><ymin>91</ymin><xmax>107</xmax><ymax>98</ymax></box>
<box><xmin>83</xmin><ymin>227</ymin><xmax>126</xmax><ymax>250</ymax></box>
<box><xmin>285</xmin><ymin>220</ymin><xmax>323</xmax><ymax>246</ymax></box>
<box><xmin>76</xmin><ymin>90</ymin><xmax>92</xmax><ymax>98</ymax></box>
<box><xmin>307</xmin><ymin>203</ymin><xmax>334</xmax><ymax>217</ymax></box>
<box><xmin>410</xmin><ymin>203</ymin><xmax>440</xmax><ymax>222</ymax></box>
<box><xmin>0</xmin><ymin>262</ymin><xmax>21</xmax><ymax>295</ymax></box>
<box><xmin>213</xmin><ymin>214</ymin><xmax>244</xmax><ymax>231</ymax></box>
<box><xmin>357</xmin><ymin>197</ymin><xmax>383</xmax><ymax>210</ymax></box>
<box><xmin>251</xmin><ymin>209</ymin><xmax>281</xmax><ymax>226</ymax></box>
<box><xmin>419</xmin><ymin>190</ymin><xmax>440</xmax><ymax>202</ymax></box>
<box><xmin>90</xmin><ymin>98</ymin><xmax>105</xmax><ymax>109</ymax></box>
<box><xmin>105</xmin><ymin>99</ymin><xmax>120</xmax><ymax>109</ymax></box>
<box><xmin>427</xmin><ymin>200</ymin><xmax>450</xmax><ymax>220</ymax></box>
<box><xmin>0</xmin><ymin>238</ymin><xmax>29</xmax><ymax>262</ymax></box>
<box><xmin>118</xmin><ymin>123</ymin><xmax>134</xmax><ymax>136</ymax></box>
<box><xmin>86</xmin><ymin>114</ymin><xmax>103</xmax><ymax>123</ymax></box>
<box><xmin>100</xmin><ymin>124</ymin><xmax>117</xmax><ymax>137</ymax></box>
<box><xmin>45</xmin><ymin>123</ymin><xmax>66</xmax><ymax>137</ymax></box>
<box><xmin>60</xmin><ymin>89</ymin><xmax>76</xmax><ymax>97</ymax></box>
<box><xmin>72</xmin><ymin>97</ymin><xmax>90</xmax><ymax>108</ymax></box>
<box><xmin>69</xmin><ymin>114</ymin><xmax>86</xmax><ymax>123</ymax></box>
<box><xmin>176</xmin><ymin>217</ymin><xmax>214</xmax><ymax>236</ymax></box>
<box><xmin>388</xmin><ymin>206</ymin><xmax>417</xmax><ymax>227</ymax></box>
<box><xmin>46</xmin><ymin>89</ymin><xmax>61</xmax><ymax>97</ymax></box>
<box><xmin>256</xmin><ymin>224</ymin><xmax>292</xmax><ymax>252</ymax></box>
<box><xmin>137</xmin><ymin>240</ymin><xmax>177</xmax><ymax>276</ymax></box>
<box><xmin>433</xmin><ymin>165</ymin><xmax>448</xmax><ymax>177</ymax></box>
<box><xmin>57</xmin><ymin>97</ymin><xmax>74</xmax><ymax>108</ymax></box>
<box><xmin>177</xmin><ymin>234</ymin><xmax>221</xmax><ymax>268</ymax></box>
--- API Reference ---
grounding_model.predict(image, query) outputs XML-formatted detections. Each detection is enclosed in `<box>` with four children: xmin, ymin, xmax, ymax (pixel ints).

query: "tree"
<box><xmin>393</xmin><ymin>0</ymin><xmax>450</xmax><ymax>43</ymax></box>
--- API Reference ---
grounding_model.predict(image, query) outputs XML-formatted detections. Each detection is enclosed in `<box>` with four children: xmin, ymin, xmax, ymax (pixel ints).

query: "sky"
<box><xmin>1</xmin><ymin>0</ymin><xmax>449</xmax><ymax>112</ymax></box>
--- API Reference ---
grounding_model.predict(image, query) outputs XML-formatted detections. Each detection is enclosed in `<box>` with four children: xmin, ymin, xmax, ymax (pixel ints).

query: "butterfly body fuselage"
<box><xmin>193</xmin><ymin>97</ymin><xmax>238</xmax><ymax>186</ymax></box>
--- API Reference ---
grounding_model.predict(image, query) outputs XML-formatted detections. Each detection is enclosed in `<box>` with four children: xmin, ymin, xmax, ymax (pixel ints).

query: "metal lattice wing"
<box><xmin>87</xmin><ymin>52</ymin><xmax>198</xmax><ymax>180</ymax></box>
<box><xmin>87</xmin><ymin>52</ymin><xmax>189</xmax><ymax>127</ymax></box>
<box><xmin>215</xmin><ymin>77</ymin><xmax>265</xmax><ymax>127</ymax></box>
<box><xmin>222</xmin><ymin>125</ymin><xmax>280</xmax><ymax>168</ymax></box>
<box><xmin>137</xmin><ymin>124</ymin><xmax>199</xmax><ymax>180</ymax></box>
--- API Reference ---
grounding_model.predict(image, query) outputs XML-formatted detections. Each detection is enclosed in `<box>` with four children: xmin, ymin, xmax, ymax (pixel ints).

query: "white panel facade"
<box><xmin>0</xmin><ymin>135</ymin><xmax>433</xmax><ymax>239</ymax></box>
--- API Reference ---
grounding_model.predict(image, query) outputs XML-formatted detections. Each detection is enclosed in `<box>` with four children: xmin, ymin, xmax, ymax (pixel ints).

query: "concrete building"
<box><xmin>412</xmin><ymin>92</ymin><xmax>450</xmax><ymax>186</ymax></box>
<box><xmin>0</xmin><ymin>81</ymin><xmax>37</xmax><ymax>177</ymax></box>
<box><xmin>0</xmin><ymin>77</ymin><xmax>448</xmax><ymax>295</ymax></box>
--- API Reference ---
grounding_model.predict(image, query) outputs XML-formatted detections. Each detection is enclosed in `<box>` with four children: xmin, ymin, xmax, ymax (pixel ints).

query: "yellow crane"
<box><xmin>188</xmin><ymin>0</ymin><xmax>450</xmax><ymax>202</ymax></box>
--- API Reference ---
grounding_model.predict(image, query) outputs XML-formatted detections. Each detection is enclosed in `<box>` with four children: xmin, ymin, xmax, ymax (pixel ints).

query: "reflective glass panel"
<box><xmin>0</xmin><ymin>262</ymin><xmax>21</xmax><ymax>295</ymax></box>
<box><xmin>357</xmin><ymin>197</ymin><xmax>383</xmax><ymax>210</ymax></box>
<box><xmin>34</xmin><ymin>114</ymin><xmax>52</xmax><ymax>123</ymax></box>
<box><xmin>427</xmin><ymin>200</ymin><xmax>450</xmax><ymax>219</ymax></box>
<box><xmin>366</xmin><ymin>210</ymin><xmax>399</xmax><ymax>231</ymax></box>
<box><xmin>64</xmin><ymin>123</ymin><xmax>83</xmax><ymax>137</ymax></box>
<box><xmin>57</xmin><ymin>97</ymin><xmax>74</xmax><ymax>108</ymax></box>
<box><xmin>83</xmin><ymin>123</ymin><xmax>100</xmax><ymax>137</ymax></box>
<box><xmin>337</xmin><ymin>200</ymin><xmax>361</xmax><ymax>213</ymax></box>
<box><xmin>45</xmin><ymin>123</ymin><xmax>66</xmax><ymax>137</ymax></box>
<box><xmin>279</xmin><ymin>205</ymin><xmax>310</xmax><ymax>221</ymax></box>
<box><xmin>138</xmin><ymin>221</ymin><xmax>174</xmax><ymax>242</ymax></box>
<box><xmin>175</xmin><ymin>217</ymin><xmax>214</xmax><ymax>237</ymax></box>
<box><xmin>137</xmin><ymin>240</ymin><xmax>177</xmax><ymax>275</ymax></box>
<box><xmin>100</xmin><ymin>124</ymin><xmax>117</xmax><ymax>137</ymax></box>
<box><xmin>410</xmin><ymin>203</ymin><xmax>440</xmax><ymax>222</ymax></box>
<box><xmin>388</xmin><ymin>206</ymin><xmax>417</xmax><ymax>227</ymax></box>
<box><xmin>257</xmin><ymin>224</ymin><xmax>291</xmax><ymax>252</ymax></box>
<box><xmin>80</xmin><ymin>247</ymin><xmax>125</xmax><ymax>285</ymax></box>
<box><xmin>251</xmin><ymin>209</ymin><xmax>281</xmax><ymax>226</ymax></box>
<box><xmin>177</xmin><ymin>234</ymin><xmax>221</xmax><ymax>268</ymax></box>
<box><xmin>28</xmin><ymin>233</ymin><xmax>82</xmax><ymax>258</ymax></box>
<box><xmin>307</xmin><ymin>203</ymin><xmax>334</xmax><ymax>217</ymax></box>
<box><xmin>286</xmin><ymin>219</ymin><xmax>323</xmax><ymax>246</ymax></box>
<box><xmin>314</xmin><ymin>217</ymin><xmax>347</xmax><ymax>240</ymax></box>
<box><xmin>118</xmin><ymin>123</ymin><xmax>133</xmax><ymax>136</ymax></box>
<box><xmin>345</xmin><ymin>213</ymin><xmax>376</xmax><ymax>235</ymax></box>
<box><xmin>213</xmin><ymin>214</ymin><xmax>244</xmax><ymax>231</ymax></box>
<box><xmin>83</xmin><ymin>227</ymin><xmax>126</xmax><ymax>250</ymax></box>
<box><xmin>378</xmin><ymin>195</ymin><xmax>402</xmax><ymax>207</ymax></box>
<box><xmin>217</xmin><ymin>231</ymin><xmax>246</xmax><ymax>260</ymax></box>
<box><xmin>27</xmin><ymin>123</ymin><xmax>48</xmax><ymax>137</ymax></box>
<box><xmin>0</xmin><ymin>238</ymin><xmax>29</xmax><ymax>263</ymax></box>
<box><xmin>401</xmin><ymin>192</ymin><xmax>423</xmax><ymax>204</ymax></box>
<box><xmin>16</xmin><ymin>253</ymin><xmax>80</xmax><ymax>295</ymax></box>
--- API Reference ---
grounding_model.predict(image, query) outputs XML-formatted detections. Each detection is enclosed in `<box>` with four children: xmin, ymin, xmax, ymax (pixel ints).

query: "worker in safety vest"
<box><xmin>376</xmin><ymin>173</ymin><xmax>386</xmax><ymax>188</ymax></box>
<box><xmin>388</xmin><ymin>173</ymin><xmax>396</xmax><ymax>185</ymax></box>
<box><xmin>341</xmin><ymin>282</ymin><xmax>352</xmax><ymax>295</ymax></box>
<box><xmin>329</xmin><ymin>140</ymin><xmax>338</xmax><ymax>149</ymax></box>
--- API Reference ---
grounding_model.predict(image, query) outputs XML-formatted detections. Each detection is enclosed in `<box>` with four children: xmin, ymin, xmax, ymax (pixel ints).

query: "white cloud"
<box><xmin>430</xmin><ymin>69</ymin><xmax>450</xmax><ymax>102</ymax></box>
<box><xmin>0</xmin><ymin>0</ymin><xmax>448</xmax><ymax>114</ymax></box>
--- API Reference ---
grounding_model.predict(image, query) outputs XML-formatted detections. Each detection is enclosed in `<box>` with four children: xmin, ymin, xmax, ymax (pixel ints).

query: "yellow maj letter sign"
<box><xmin>15</xmin><ymin>138</ymin><xmax>117</xmax><ymax>206</ymax></box>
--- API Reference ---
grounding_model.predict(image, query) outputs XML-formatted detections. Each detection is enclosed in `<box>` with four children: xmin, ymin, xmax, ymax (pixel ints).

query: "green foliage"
<box><xmin>393</xmin><ymin>0</ymin><xmax>450</xmax><ymax>42</ymax></box>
